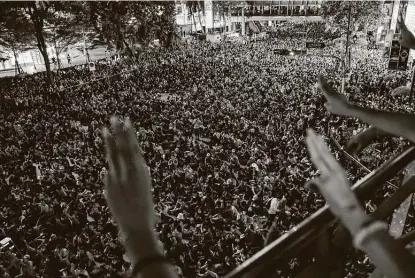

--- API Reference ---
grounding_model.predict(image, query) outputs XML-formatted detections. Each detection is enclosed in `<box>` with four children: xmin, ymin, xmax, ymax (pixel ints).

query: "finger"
<box><xmin>103</xmin><ymin>172</ymin><xmax>112</xmax><ymax>201</ymax></box>
<box><xmin>346</xmin><ymin>139</ymin><xmax>357</xmax><ymax>152</ymax></box>
<box><xmin>124</xmin><ymin>118</ymin><xmax>151</xmax><ymax>184</ymax></box>
<box><xmin>346</xmin><ymin>141</ymin><xmax>363</xmax><ymax>156</ymax></box>
<box><xmin>398</xmin><ymin>14</ymin><xmax>403</xmax><ymax>27</ymax></box>
<box><xmin>318</xmin><ymin>75</ymin><xmax>334</xmax><ymax>97</ymax></box>
<box><xmin>111</xmin><ymin>116</ymin><xmax>130</xmax><ymax>184</ymax></box>
<box><xmin>309</xmin><ymin>130</ymin><xmax>341</xmax><ymax>168</ymax></box>
<box><xmin>306</xmin><ymin>129</ymin><xmax>332</xmax><ymax>174</ymax></box>
<box><xmin>352</xmin><ymin>145</ymin><xmax>363</xmax><ymax>156</ymax></box>
<box><xmin>124</xmin><ymin>118</ymin><xmax>143</xmax><ymax>163</ymax></box>
<box><xmin>398</xmin><ymin>14</ymin><xmax>407</xmax><ymax>30</ymax></box>
<box><xmin>104</xmin><ymin>172</ymin><xmax>121</xmax><ymax>215</ymax></box>
<box><xmin>307</xmin><ymin>129</ymin><xmax>332</xmax><ymax>176</ymax></box>
<box><xmin>102</xmin><ymin>127</ymin><xmax>119</xmax><ymax>175</ymax></box>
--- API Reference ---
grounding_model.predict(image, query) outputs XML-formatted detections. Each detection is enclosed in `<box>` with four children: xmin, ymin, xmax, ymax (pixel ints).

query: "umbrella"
<box><xmin>391</xmin><ymin>86</ymin><xmax>411</xmax><ymax>96</ymax></box>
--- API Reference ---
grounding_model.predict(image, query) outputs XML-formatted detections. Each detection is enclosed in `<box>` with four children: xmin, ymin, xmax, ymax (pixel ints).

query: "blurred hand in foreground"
<box><xmin>306</xmin><ymin>129</ymin><xmax>358</xmax><ymax>217</ymax></box>
<box><xmin>102</xmin><ymin>116</ymin><xmax>155</xmax><ymax>234</ymax></box>
<box><xmin>319</xmin><ymin>76</ymin><xmax>354</xmax><ymax>117</ymax></box>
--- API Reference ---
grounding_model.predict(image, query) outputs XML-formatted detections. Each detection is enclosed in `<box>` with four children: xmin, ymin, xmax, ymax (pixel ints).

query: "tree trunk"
<box><xmin>192</xmin><ymin>12</ymin><xmax>197</xmax><ymax>33</ymax></box>
<box><xmin>28</xmin><ymin>3</ymin><xmax>53</xmax><ymax>85</ymax></box>
<box><xmin>53</xmin><ymin>33</ymin><xmax>61</xmax><ymax>71</ymax></box>
<box><xmin>10</xmin><ymin>36</ymin><xmax>22</xmax><ymax>75</ymax></box>
<box><xmin>39</xmin><ymin>43</ymin><xmax>53</xmax><ymax>84</ymax></box>
<box><xmin>122</xmin><ymin>37</ymin><xmax>133</xmax><ymax>57</ymax></box>
<box><xmin>35</xmin><ymin>26</ymin><xmax>52</xmax><ymax>85</ymax></box>
<box><xmin>197</xmin><ymin>2</ymin><xmax>205</xmax><ymax>33</ymax></box>
<box><xmin>13</xmin><ymin>52</ymin><xmax>22</xmax><ymax>75</ymax></box>
<box><xmin>222</xmin><ymin>3</ymin><xmax>226</xmax><ymax>34</ymax></box>
<box><xmin>211</xmin><ymin>3</ymin><xmax>215</xmax><ymax>34</ymax></box>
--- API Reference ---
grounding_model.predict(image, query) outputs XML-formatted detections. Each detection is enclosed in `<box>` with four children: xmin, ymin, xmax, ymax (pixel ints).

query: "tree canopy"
<box><xmin>0</xmin><ymin>1</ymin><xmax>177</xmax><ymax>84</ymax></box>
<box><xmin>320</xmin><ymin>1</ymin><xmax>383</xmax><ymax>32</ymax></box>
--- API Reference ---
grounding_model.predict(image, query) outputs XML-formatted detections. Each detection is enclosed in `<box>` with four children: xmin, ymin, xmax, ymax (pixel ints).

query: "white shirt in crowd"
<box><xmin>268</xmin><ymin>197</ymin><xmax>279</xmax><ymax>215</ymax></box>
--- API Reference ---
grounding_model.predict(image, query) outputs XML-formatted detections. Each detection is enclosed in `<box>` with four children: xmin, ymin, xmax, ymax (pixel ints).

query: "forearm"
<box><xmin>347</xmin><ymin>105</ymin><xmax>415</xmax><ymax>143</ymax></box>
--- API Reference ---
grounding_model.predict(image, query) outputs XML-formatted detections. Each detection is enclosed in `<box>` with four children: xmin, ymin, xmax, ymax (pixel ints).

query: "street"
<box><xmin>0</xmin><ymin>46</ymin><xmax>108</xmax><ymax>78</ymax></box>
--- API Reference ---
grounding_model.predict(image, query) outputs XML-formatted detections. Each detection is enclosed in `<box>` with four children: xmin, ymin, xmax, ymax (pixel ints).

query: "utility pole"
<box><xmin>242</xmin><ymin>3</ymin><xmax>246</xmax><ymax>36</ymax></box>
<box><xmin>410</xmin><ymin>63</ymin><xmax>415</xmax><ymax>102</ymax></box>
<box><xmin>342</xmin><ymin>6</ymin><xmax>352</xmax><ymax>94</ymax></box>
<box><xmin>345</xmin><ymin>7</ymin><xmax>352</xmax><ymax>71</ymax></box>
<box><xmin>222</xmin><ymin>0</ymin><xmax>225</xmax><ymax>35</ymax></box>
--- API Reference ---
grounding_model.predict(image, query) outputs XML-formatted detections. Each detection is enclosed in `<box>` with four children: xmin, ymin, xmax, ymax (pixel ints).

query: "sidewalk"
<box><xmin>0</xmin><ymin>48</ymin><xmax>107</xmax><ymax>78</ymax></box>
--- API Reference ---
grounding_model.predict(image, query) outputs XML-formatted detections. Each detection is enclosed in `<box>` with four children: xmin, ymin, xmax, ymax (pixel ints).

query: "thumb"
<box><xmin>398</xmin><ymin>14</ymin><xmax>408</xmax><ymax>30</ymax></box>
<box><xmin>319</xmin><ymin>76</ymin><xmax>335</xmax><ymax>97</ymax></box>
<box><xmin>346</xmin><ymin>140</ymin><xmax>362</xmax><ymax>156</ymax></box>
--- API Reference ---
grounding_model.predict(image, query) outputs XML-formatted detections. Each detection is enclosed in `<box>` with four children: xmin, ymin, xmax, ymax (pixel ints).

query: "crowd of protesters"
<box><xmin>0</xmin><ymin>24</ymin><xmax>413</xmax><ymax>277</ymax></box>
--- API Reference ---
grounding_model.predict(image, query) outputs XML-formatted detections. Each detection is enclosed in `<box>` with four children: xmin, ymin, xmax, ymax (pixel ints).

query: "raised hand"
<box><xmin>319</xmin><ymin>76</ymin><xmax>354</xmax><ymax>117</ymax></box>
<box><xmin>398</xmin><ymin>14</ymin><xmax>415</xmax><ymax>50</ymax></box>
<box><xmin>306</xmin><ymin>129</ymin><xmax>359</xmax><ymax>217</ymax></box>
<box><xmin>102</xmin><ymin>116</ymin><xmax>155</xmax><ymax>234</ymax></box>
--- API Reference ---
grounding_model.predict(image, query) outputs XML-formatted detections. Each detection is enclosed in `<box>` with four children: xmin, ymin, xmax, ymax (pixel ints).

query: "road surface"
<box><xmin>0</xmin><ymin>47</ymin><xmax>107</xmax><ymax>78</ymax></box>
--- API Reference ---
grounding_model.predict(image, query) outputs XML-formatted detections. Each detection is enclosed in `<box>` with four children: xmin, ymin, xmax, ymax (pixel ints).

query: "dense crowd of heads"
<box><xmin>0</xmin><ymin>28</ymin><xmax>413</xmax><ymax>277</ymax></box>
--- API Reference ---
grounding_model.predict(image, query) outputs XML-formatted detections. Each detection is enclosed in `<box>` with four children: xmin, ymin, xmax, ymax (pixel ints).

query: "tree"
<box><xmin>320</xmin><ymin>1</ymin><xmax>383</xmax><ymax>33</ymax></box>
<box><xmin>0</xmin><ymin>1</ymin><xmax>70</xmax><ymax>84</ymax></box>
<box><xmin>186</xmin><ymin>1</ymin><xmax>199</xmax><ymax>33</ymax></box>
<box><xmin>83</xmin><ymin>1</ymin><xmax>177</xmax><ymax>54</ymax></box>
<box><xmin>155</xmin><ymin>2</ymin><xmax>178</xmax><ymax>47</ymax></box>
<box><xmin>23</xmin><ymin>1</ymin><xmax>56</xmax><ymax>85</ymax></box>
<box><xmin>45</xmin><ymin>3</ymin><xmax>86</xmax><ymax>70</ymax></box>
<box><xmin>0</xmin><ymin>1</ymin><xmax>95</xmax><ymax>84</ymax></box>
<box><xmin>186</xmin><ymin>1</ymin><xmax>206</xmax><ymax>34</ymax></box>
<box><xmin>0</xmin><ymin>5</ymin><xmax>34</xmax><ymax>74</ymax></box>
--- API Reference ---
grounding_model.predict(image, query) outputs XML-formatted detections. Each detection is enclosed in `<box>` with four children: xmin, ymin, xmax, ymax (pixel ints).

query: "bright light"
<box><xmin>289</xmin><ymin>51</ymin><xmax>294</xmax><ymax>56</ymax></box>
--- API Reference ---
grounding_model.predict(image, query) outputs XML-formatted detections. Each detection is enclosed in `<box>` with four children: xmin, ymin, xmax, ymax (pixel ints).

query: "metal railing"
<box><xmin>224</xmin><ymin>146</ymin><xmax>415</xmax><ymax>278</ymax></box>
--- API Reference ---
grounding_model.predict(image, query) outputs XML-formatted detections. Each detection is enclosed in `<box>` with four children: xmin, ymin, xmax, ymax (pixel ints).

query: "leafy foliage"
<box><xmin>82</xmin><ymin>1</ymin><xmax>177</xmax><ymax>53</ymax></box>
<box><xmin>0</xmin><ymin>3</ymin><xmax>35</xmax><ymax>56</ymax></box>
<box><xmin>45</xmin><ymin>2</ymin><xmax>85</xmax><ymax>56</ymax></box>
<box><xmin>0</xmin><ymin>1</ymin><xmax>178</xmax><ymax>82</ymax></box>
<box><xmin>320</xmin><ymin>1</ymin><xmax>383</xmax><ymax>32</ymax></box>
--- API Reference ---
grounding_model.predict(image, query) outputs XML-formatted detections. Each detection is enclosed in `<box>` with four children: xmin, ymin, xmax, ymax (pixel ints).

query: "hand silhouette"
<box><xmin>319</xmin><ymin>76</ymin><xmax>354</xmax><ymax>116</ymax></box>
<box><xmin>102</xmin><ymin>117</ymin><xmax>155</xmax><ymax>234</ymax></box>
